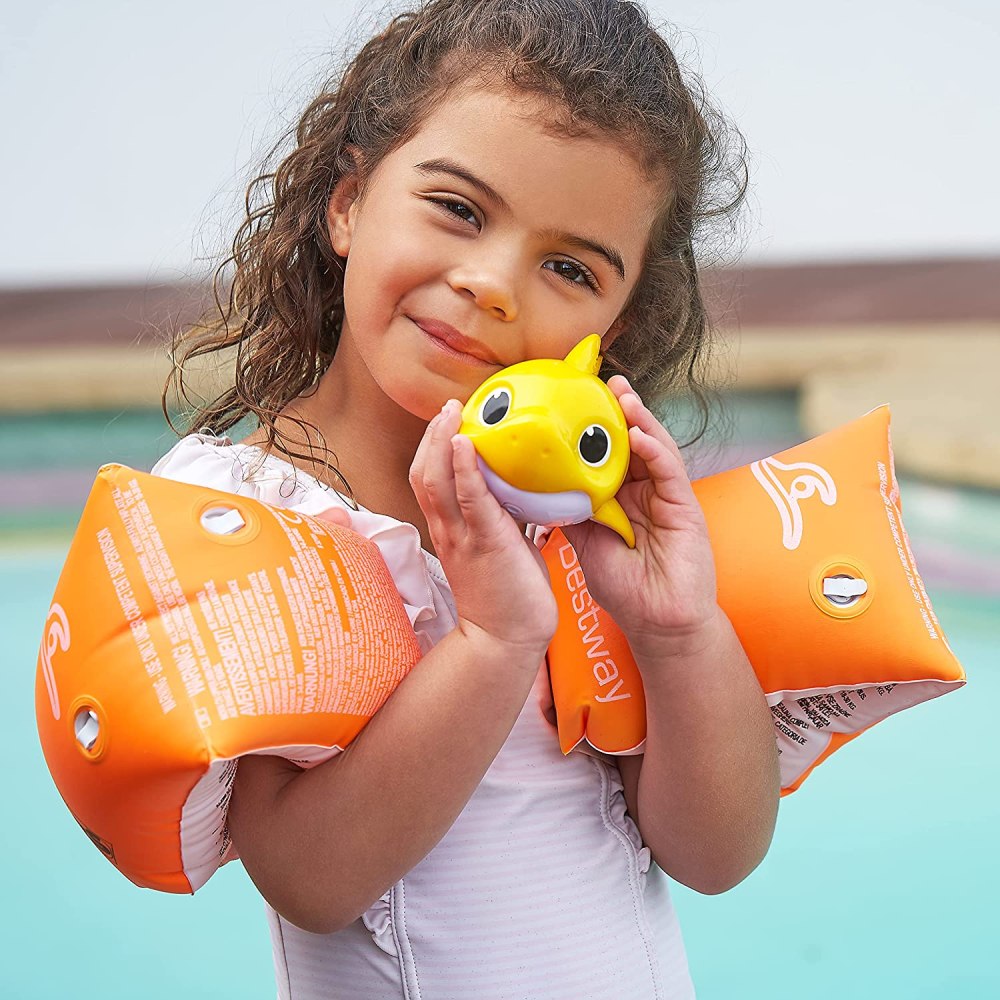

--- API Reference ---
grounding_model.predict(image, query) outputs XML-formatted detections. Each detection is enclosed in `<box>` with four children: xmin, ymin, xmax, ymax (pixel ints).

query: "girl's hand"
<box><xmin>312</xmin><ymin>507</ymin><xmax>353</xmax><ymax>530</ymax></box>
<box><xmin>560</xmin><ymin>376</ymin><xmax>719</xmax><ymax>662</ymax></box>
<box><xmin>409</xmin><ymin>399</ymin><xmax>558</xmax><ymax>661</ymax></box>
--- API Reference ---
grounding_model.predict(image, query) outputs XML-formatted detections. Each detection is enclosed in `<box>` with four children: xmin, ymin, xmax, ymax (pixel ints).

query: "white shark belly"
<box><xmin>476</xmin><ymin>457</ymin><xmax>593</xmax><ymax>526</ymax></box>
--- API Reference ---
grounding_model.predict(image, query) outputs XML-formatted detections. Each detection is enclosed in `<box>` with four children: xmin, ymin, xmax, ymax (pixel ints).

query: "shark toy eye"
<box><xmin>480</xmin><ymin>388</ymin><xmax>511</xmax><ymax>426</ymax></box>
<box><xmin>579</xmin><ymin>425</ymin><xmax>611</xmax><ymax>467</ymax></box>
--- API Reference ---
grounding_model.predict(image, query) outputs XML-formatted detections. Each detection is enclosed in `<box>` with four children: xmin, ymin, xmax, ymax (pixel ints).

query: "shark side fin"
<box><xmin>592</xmin><ymin>497</ymin><xmax>635</xmax><ymax>548</ymax></box>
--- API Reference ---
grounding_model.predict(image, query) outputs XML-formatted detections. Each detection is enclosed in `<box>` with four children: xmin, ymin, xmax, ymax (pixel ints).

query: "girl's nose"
<box><xmin>447</xmin><ymin>260</ymin><xmax>519</xmax><ymax>322</ymax></box>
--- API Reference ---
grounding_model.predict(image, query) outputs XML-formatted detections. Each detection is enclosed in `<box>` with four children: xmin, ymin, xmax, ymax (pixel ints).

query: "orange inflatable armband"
<box><xmin>544</xmin><ymin>407</ymin><xmax>966</xmax><ymax>792</ymax></box>
<box><xmin>36</xmin><ymin>408</ymin><xmax>967</xmax><ymax>894</ymax></box>
<box><xmin>35</xmin><ymin>465</ymin><xmax>422</xmax><ymax>892</ymax></box>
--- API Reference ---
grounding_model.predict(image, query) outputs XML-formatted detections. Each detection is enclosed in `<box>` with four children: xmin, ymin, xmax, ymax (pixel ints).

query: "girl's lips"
<box><xmin>411</xmin><ymin>317</ymin><xmax>502</xmax><ymax>366</ymax></box>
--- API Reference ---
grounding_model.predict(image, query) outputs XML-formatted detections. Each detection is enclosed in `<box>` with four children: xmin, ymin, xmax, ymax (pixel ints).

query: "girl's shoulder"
<box><xmin>151</xmin><ymin>433</ymin><xmax>450</xmax><ymax>637</ymax></box>
<box><xmin>151</xmin><ymin>431</ymin><xmax>350</xmax><ymax>515</ymax></box>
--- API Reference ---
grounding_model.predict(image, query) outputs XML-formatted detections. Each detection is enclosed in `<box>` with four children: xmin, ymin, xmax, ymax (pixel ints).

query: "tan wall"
<box><xmin>2</xmin><ymin>322</ymin><xmax>997</xmax><ymax>489</ymax></box>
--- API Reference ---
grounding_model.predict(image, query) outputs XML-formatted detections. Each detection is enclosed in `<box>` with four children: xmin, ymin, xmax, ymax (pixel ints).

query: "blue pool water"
<box><xmin>4</xmin><ymin>399</ymin><xmax>997</xmax><ymax>998</ymax></box>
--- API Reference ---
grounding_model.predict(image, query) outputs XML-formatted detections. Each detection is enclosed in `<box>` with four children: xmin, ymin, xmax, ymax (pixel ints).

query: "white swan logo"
<box><xmin>40</xmin><ymin>602</ymin><xmax>70</xmax><ymax>720</ymax></box>
<box><xmin>750</xmin><ymin>457</ymin><xmax>837</xmax><ymax>550</ymax></box>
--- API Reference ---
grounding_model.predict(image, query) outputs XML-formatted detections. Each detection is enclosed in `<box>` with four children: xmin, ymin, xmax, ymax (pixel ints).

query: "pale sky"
<box><xmin>1</xmin><ymin>0</ymin><xmax>997</xmax><ymax>285</ymax></box>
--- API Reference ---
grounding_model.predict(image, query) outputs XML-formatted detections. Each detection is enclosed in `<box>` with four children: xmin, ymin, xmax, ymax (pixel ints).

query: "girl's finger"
<box><xmin>450</xmin><ymin>432</ymin><xmax>509</xmax><ymax>537</ymax></box>
<box><xmin>608</xmin><ymin>375</ymin><xmax>681</xmax><ymax>458</ymax></box>
<box><xmin>313</xmin><ymin>506</ymin><xmax>352</xmax><ymax>530</ymax></box>
<box><xmin>418</xmin><ymin>400</ymin><xmax>464</xmax><ymax>524</ymax></box>
<box><xmin>603</xmin><ymin>376</ymin><xmax>646</xmax><ymax>482</ymax></box>
<box><xmin>625</xmin><ymin>436</ymin><xmax>651</xmax><ymax>483</ymax></box>
<box><xmin>409</xmin><ymin>399</ymin><xmax>451</xmax><ymax>478</ymax></box>
<box><xmin>628</xmin><ymin>424</ymin><xmax>696</xmax><ymax>508</ymax></box>
<box><xmin>619</xmin><ymin>388</ymin><xmax>683</xmax><ymax>461</ymax></box>
<box><xmin>606</xmin><ymin>373</ymin><xmax>633</xmax><ymax>398</ymax></box>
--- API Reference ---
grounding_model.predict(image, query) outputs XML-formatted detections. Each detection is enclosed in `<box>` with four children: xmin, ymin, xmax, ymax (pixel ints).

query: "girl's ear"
<box><xmin>327</xmin><ymin>160</ymin><xmax>362</xmax><ymax>258</ymax></box>
<box><xmin>602</xmin><ymin>313</ymin><xmax>629</xmax><ymax>352</ymax></box>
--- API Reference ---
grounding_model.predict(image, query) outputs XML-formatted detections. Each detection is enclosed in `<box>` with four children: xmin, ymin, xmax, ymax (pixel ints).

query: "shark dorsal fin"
<box><xmin>564</xmin><ymin>334</ymin><xmax>602</xmax><ymax>375</ymax></box>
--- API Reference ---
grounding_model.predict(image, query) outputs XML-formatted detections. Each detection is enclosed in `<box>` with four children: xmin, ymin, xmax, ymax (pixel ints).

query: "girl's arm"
<box><xmin>228</xmin><ymin>399</ymin><xmax>559</xmax><ymax>934</ymax></box>
<box><xmin>229</xmin><ymin>624</ymin><xmax>544</xmax><ymax>934</ymax></box>
<box><xmin>563</xmin><ymin>376</ymin><xmax>780</xmax><ymax>895</ymax></box>
<box><xmin>617</xmin><ymin>610</ymin><xmax>779</xmax><ymax>894</ymax></box>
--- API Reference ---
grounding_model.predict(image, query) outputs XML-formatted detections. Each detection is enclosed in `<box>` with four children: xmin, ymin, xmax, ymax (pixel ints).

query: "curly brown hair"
<box><xmin>163</xmin><ymin>0</ymin><xmax>749</xmax><ymax>496</ymax></box>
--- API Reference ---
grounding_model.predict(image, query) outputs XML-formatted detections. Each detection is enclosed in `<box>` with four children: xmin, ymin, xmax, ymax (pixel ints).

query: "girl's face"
<box><xmin>327</xmin><ymin>82</ymin><xmax>663</xmax><ymax>423</ymax></box>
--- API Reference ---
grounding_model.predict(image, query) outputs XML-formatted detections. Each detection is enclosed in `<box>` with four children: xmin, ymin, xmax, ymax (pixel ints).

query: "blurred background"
<box><xmin>2</xmin><ymin>1</ymin><xmax>997</xmax><ymax>997</ymax></box>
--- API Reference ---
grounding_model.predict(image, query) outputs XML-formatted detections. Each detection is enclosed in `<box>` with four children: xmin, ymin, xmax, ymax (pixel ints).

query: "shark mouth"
<box><xmin>476</xmin><ymin>457</ymin><xmax>593</xmax><ymax>526</ymax></box>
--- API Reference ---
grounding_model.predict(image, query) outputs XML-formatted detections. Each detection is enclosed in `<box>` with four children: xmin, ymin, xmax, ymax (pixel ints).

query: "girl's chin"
<box><xmin>384</xmin><ymin>387</ymin><xmax>462</xmax><ymax>427</ymax></box>
<box><xmin>391</xmin><ymin>382</ymin><xmax>476</xmax><ymax>424</ymax></box>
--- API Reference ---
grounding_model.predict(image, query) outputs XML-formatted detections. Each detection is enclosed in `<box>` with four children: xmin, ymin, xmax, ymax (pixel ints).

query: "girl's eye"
<box><xmin>429</xmin><ymin>198</ymin><xmax>480</xmax><ymax>229</ymax></box>
<box><xmin>544</xmin><ymin>258</ymin><xmax>598</xmax><ymax>291</ymax></box>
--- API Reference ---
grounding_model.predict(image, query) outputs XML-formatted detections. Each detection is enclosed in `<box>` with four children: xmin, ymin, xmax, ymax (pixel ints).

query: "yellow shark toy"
<box><xmin>459</xmin><ymin>334</ymin><xmax>635</xmax><ymax>547</ymax></box>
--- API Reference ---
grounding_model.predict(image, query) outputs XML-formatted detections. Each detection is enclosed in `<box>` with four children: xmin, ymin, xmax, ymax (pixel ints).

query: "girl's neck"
<box><xmin>241</xmin><ymin>350</ymin><xmax>437</xmax><ymax>554</ymax></box>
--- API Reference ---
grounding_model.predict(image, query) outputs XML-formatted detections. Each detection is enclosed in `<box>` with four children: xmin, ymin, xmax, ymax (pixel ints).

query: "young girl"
<box><xmin>156</xmin><ymin>1</ymin><xmax>780</xmax><ymax>995</ymax></box>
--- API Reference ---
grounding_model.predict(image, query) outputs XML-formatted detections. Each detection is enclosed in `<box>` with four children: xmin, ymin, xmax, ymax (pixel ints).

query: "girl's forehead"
<box><xmin>392</xmin><ymin>85</ymin><xmax>662</xmax><ymax>254</ymax></box>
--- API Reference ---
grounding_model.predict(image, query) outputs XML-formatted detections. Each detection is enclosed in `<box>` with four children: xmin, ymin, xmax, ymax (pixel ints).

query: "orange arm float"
<box><xmin>35</xmin><ymin>407</ymin><xmax>965</xmax><ymax>894</ymax></box>
<box><xmin>35</xmin><ymin>466</ymin><xmax>422</xmax><ymax>893</ymax></box>
<box><xmin>543</xmin><ymin>406</ymin><xmax>966</xmax><ymax>793</ymax></box>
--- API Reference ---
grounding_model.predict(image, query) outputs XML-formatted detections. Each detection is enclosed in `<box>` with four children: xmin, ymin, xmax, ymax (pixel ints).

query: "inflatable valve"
<box><xmin>823</xmin><ymin>575</ymin><xmax>868</xmax><ymax>606</ymax></box>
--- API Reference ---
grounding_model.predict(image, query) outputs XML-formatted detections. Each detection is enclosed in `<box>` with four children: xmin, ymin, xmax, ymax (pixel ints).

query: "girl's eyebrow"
<box><xmin>539</xmin><ymin>229</ymin><xmax>626</xmax><ymax>283</ymax></box>
<box><xmin>415</xmin><ymin>157</ymin><xmax>510</xmax><ymax>211</ymax></box>
<box><xmin>414</xmin><ymin>157</ymin><xmax>627</xmax><ymax>282</ymax></box>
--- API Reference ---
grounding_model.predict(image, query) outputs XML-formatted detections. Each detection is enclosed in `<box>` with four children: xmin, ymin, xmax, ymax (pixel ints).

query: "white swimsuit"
<box><xmin>153</xmin><ymin>433</ymin><xmax>695</xmax><ymax>1000</ymax></box>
